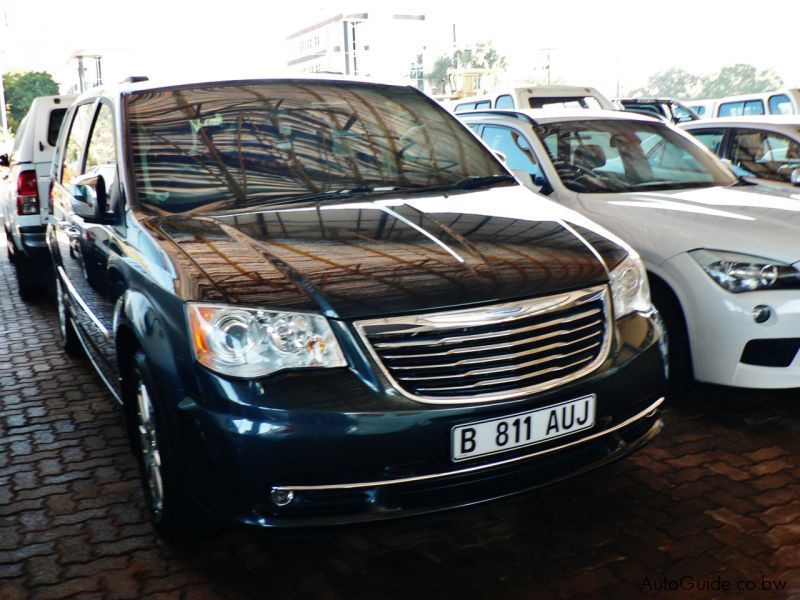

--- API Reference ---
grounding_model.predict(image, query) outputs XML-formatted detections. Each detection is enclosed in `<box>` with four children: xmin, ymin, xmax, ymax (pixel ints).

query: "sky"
<box><xmin>1</xmin><ymin>0</ymin><xmax>798</xmax><ymax>95</ymax></box>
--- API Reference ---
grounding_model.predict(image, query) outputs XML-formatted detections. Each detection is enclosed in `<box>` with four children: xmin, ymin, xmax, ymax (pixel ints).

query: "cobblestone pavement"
<box><xmin>2</xmin><ymin>241</ymin><xmax>800</xmax><ymax>599</ymax></box>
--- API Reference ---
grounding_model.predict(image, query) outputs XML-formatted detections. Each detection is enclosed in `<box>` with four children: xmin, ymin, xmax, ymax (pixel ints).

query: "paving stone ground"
<box><xmin>2</xmin><ymin>236</ymin><xmax>800</xmax><ymax>599</ymax></box>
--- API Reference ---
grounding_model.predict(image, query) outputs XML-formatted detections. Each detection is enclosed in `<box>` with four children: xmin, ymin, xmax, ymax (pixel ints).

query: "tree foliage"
<box><xmin>2</xmin><ymin>72</ymin><xmax>59</xmax><ymax>133</ymax></box>
<box><xmin>426</xmin><ymin>42</ymin><xmax>508</xmax><ymax>95</ymax></box>
<box><xmin>628</xmin><ymin>64</ymin><xmax>784</xmax><ymax>100</ymax></box>
<box><xmin>627</xmin><ymin>68</ymin><xmax>700</xmax><ymax>99</ymax></box>
<box><xmin>700</xmin><ymin>64</ymin><xmax>784</xmax><ymax>98</ymax></box>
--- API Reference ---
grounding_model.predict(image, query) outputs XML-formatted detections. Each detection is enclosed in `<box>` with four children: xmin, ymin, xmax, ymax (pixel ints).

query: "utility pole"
<box><xmin>538</xmin><ymin>47</ymin><xmax>556</xmax><ymax>86</ymax></box>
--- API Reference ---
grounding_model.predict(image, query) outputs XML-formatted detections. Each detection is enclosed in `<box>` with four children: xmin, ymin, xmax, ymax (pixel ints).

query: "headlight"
<box><xmin>689</xmin><ymin>249</ymin><xmax>800</xmax><ymax>293</ymax></box>
<box><xmin>186</xmin><ymin>304</ymin><xmax>346</xmax><ymax>378</ymax></box>
<box><xmin>609</xmin><ymin>253</ymin><xmax>652</xmax><ymax>317</ymax></box>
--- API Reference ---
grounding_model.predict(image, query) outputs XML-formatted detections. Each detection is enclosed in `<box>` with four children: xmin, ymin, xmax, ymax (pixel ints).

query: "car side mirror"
<box><xmin>71</xmin><ymin>173</ymin><xmax>110</xmax><ymax>223</ymax></box>
<box><xmin>510</xmin><ymin>169</ymin><xmax>549</xmax><ymax>195</ymax></box>
<box><xmin>792</xmin><ymin>168</ymin><xmax>800</xmax><ymax>187</ymax></box>
<box><xmin>0</xmin><ymin>154</ymin><xmax>9</xmax><ymax>168</ymax></box>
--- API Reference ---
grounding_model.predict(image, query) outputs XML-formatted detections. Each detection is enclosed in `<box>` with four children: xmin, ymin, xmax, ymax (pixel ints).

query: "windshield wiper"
<box><xmin>626</xmin><ymin>181</ymin><xmax>717</xmax><ymax>192</ymax></box>
<box><xmin>403</xmin><ymin>174</ymin><xmax>517</xmax><ymax>195</ymax></box>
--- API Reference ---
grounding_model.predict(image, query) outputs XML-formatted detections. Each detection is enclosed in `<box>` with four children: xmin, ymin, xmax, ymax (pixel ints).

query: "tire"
<box><xmin>55</xmin><ymin>276</ymin><xmax>83</xmax><ymax>357</ymax></box>
<box><xmin>123</xmin><ymin>350</ymin><xmax>205</xmax><ymax>541</ymax></box>
<box><xmin>649</xmin><ymin>276</ymin><xmax>693</xmax><ymax>396</ymax></box>
<box><xmin>14</xmin><ymin>252</ymin><xmax>42</xmax><ymax>302</ymax></box>
<box><xmin>4</xmin><ymin>227</ymin><xmax>14</xmax><ymax>263</ymax></box>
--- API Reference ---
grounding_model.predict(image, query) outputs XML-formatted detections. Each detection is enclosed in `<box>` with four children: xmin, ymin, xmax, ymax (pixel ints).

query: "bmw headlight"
<box><xmin>609</xmin><ymin>253</ymin><xmax>652</xmax><ymax>318</ymax></box>
<box><xmin>186</xmin><ymin>304</ymin><xmax>346</xmax><ymax>378</ymax></box>
<box><xmin>689</xmin><ymin>249</ymin><xmax>800</xmax><ymax>293</ymax></box>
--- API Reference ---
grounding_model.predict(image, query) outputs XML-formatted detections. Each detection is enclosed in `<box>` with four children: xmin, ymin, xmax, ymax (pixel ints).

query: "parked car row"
<box><xmin>1</xmin><ymin>77</ymin><xmax>668</xmax><ymax>538</ymax></box>
<box><xmin>2</xmin><ymin>75</ymin><xmax>798</xmax><ymax>541</ymax></box>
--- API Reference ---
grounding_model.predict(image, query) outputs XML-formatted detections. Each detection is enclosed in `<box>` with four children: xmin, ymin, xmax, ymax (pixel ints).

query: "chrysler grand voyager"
<box><xmin>47</xmin><ymin>77</ymin><xmax>666</xmax><ymax>537</ymax></box>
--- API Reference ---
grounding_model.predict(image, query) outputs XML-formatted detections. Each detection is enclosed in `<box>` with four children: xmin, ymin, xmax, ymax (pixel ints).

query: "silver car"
<box><xmin>681</xmin><ymin>116</ymin><xmax>800</xmax><ymax>187</ymax></box>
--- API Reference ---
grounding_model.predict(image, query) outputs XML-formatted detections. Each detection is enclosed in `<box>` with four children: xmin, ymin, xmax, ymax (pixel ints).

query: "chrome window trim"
<box><xmin>354</xmin><ymin>285</ymin><xmax>613</xmax><ymax>404</ymax></box>
<box><xmin>273</xmin><ymin>396</ymin><xmax>664</xmax><ymax>492</ymax></box>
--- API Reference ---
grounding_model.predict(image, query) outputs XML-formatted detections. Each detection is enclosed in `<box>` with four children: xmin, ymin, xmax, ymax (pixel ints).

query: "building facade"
<box><xmin>286</xmin><ymin>10</ymin><xmax>428</xmax><ymax>88</ymax></box>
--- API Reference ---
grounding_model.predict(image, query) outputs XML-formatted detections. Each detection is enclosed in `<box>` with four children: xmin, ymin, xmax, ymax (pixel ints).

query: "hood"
<box><xmin>150</xmin><ymin>186</ymin><xmax>616</xmax><ymax>319</ymax></box>
<box><xmin>578</xmin><ymin>184</ymin><xmax>800</xmax><ymax>265</ymax></box>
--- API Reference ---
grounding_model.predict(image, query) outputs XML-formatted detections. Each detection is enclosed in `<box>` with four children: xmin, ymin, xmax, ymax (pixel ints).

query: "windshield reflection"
<box><xmin>126</xmin><ymin>81</ymin><xmax>508</xmax><ymax>214</ymax></box>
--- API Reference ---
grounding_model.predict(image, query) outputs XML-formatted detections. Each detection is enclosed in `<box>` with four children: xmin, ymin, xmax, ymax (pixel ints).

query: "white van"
<box><xmin>1</xmin><ymin>94</ymin><xmax>75</xmax><ymax>299</ymax></box>
<box><xmin>450</xmin><ymin>85</ymin><xmax>615</xmax><ymax>113</ymax></box>
<box><xmin>711</xmin><ymin>90</ymin><xmax>800</xmax><ymax>118</ymax></box>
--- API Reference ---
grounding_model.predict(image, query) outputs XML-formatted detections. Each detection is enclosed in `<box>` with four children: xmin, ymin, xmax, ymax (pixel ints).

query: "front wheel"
<box><xmin>650</xmin><ymin>278</ymin><xmax>693</xmax><ymax>396</ymax></box>
<box><xmin>124</xmin><ymin>351</ymin><xmax>205</xmax><ymax>540</ymax></box>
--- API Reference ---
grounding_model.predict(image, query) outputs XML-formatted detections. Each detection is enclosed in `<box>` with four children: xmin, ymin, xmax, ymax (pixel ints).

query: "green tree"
<box><xmin>626</xmin><ymin>68</ymin><xmax>701</xmax><ymax>99</ymax></box>
<box><xmin>2</xmin><ymin>71</ymin><xmax>59</xmax><ymax>133</ymax></box>
<box><xmin>699</xmin><ymin>64</ymin><xmax>783</xmax><ymax>98</ymax></box>
<box><xmin>426</xmin><ymin>42</ymin><xmax>508</xmax><ymax>95</ymax></box>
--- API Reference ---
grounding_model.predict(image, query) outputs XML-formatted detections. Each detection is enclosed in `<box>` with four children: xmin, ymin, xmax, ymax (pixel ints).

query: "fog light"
<box><xmin>752</xmin><ymin>305</ymin><xmax>771</xmax><ymax>324</ymax></box>
<box><xmin>270</xmin><ymin>488</ymin><xmax>294</xmax><ymax>507</ymax></box>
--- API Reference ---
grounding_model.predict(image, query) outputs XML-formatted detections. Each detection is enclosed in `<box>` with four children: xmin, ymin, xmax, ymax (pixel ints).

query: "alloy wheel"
<box><xmin>136</xmin><ymin>380</ymin><xmax>165</xmax><ymax>519</ymax></box>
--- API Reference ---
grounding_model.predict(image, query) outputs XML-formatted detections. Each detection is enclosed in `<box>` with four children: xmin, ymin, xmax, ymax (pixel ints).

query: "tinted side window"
<box><xmin>60</xmin><ymin>103</ymin><xmax>95</xmax><ymax>186</ymax></box>
<box><xmin>691</xmin><ymin>129</ymin><xmax>725</xmax><ymax>155</ymax></box>
<box><xmin>85</xmin><ymin>104</ymin><xmax>117</xmax><ymax>187</ymax></box>
<box><xmin>731</xmin><ymin>129</ymin><xmax>800</xmax><ymax>182</ymax></box>
<box><xmin>475</xmin><ymin>100</ymin><xmax>491</xmax><ymax>110</ymax></box>
<box><xmin>47</xmin><ymin>109</ymin><xmax>68</xmax><ymax>147</ymax></box>
<box><xmin>769</xmin><ymin>94</ymin><xmax>793</xmax><ymax>115</ymax></box>
<box><xmin>744</xmin><ymin>100</ymin><xmax>765</xmax><ymax>116</ymax></box>
<box><xmin>694</xmin><ymin>106</ymin><xmax>706</xmax><ymax>117</ymax></box>
<box><xmin>454</xmin><ymin>103</ymin><xmax>474</xmax><ymax>114</ymax></box>
<box><xmin>495</xmin><ymin>95</ymin><xmax>514</xmax><ymax>109</ymax></box>
<box><xmin>718</xmin><ymin>101</ymin><xmax>744</xmax><ymax>117</ymax></box>
<box><xmin>480</xmin><ymin>125</ymin><xmax>543</xmax><ymax>179</ymax></box>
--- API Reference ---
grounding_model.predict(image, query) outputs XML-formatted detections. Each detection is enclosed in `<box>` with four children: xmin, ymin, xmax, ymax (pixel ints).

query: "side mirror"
<box><xmin>71</xmin><ymin>173</ymin><xmax>109</xmax><ymax>223</ymax></box>
<box><xmin>0</xmin><ymin>154</ymin><xmax>9</xmax><ymax>168</ymax></box>
<box><xmin>510</xmin><ymin>169</ymin><xmax>543</xmax><ymax>192</ymax></box>
<box><xmin>792</xmin><ymin>168</ymin><xmax>800</xmax><ymax>186</ymax></box>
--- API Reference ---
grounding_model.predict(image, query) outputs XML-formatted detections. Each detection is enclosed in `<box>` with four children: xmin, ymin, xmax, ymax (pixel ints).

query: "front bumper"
<box><xmin>165</xmin><ymin>312</ymin><xmax>666</xmax><ymax>527</ymax></box>
<box><xmin>665</xmin><ymin>253</ymin><xmax>800</xmax><ymax>388</ymax></box>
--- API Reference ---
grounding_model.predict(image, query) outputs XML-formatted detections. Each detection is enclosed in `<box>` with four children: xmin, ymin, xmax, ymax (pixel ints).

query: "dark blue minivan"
<box><xmin>47</xmin><ymin>77</ymin><xmax>666</xmax><ymax>537</ymax></box>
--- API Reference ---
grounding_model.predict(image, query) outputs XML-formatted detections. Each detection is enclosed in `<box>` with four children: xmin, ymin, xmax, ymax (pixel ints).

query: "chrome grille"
<box><xmin>355</xmin><ymin>285</ymin><xmax>612</xmax><ymax>404</ymax></box>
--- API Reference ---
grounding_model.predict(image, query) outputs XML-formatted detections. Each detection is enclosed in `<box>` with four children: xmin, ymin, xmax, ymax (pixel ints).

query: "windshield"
<box><xmin>125</xmin><ymin>81</ymin><xmax>509</xmax><ymax>213</ymax></box>
<box><xmin>536</xmin><ymin>119</ymin><xmax>737</xmax><ymax>193</ymax></box>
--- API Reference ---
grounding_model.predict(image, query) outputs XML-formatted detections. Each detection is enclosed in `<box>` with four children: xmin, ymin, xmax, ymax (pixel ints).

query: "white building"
<box><xmin>286</xmin><ymin>10</ymin><xmax>428</xmax><ymax>88</ymax></box>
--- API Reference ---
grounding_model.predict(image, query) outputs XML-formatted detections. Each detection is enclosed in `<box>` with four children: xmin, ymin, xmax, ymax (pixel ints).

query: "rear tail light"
<box><xmin>16</xmin><ymin>171</ymin><xmax>40</xmax><ymax>216</ymax></box>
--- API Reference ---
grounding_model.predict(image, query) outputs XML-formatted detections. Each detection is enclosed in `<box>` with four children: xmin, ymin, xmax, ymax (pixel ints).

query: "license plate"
<box><xmin>451</xmin><ymin>395</ymin><xmax>596</xmax><ymax>461</ymax></box>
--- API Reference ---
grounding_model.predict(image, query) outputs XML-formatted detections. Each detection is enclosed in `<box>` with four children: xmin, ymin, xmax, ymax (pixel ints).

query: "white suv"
<box><xmin>461</xmin><ymin>108</ymin><xmax>800</xmax><ymax>391</ymax></box>
<box><xmin>1</xmin><ymin>94</ymin><xmax>75</xmax><ymax>299</ymax></box>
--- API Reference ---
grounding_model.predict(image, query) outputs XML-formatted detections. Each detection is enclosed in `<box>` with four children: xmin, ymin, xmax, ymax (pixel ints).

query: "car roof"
<box><xmin>76</xmin><ymin>74</ymin><xmax>411</xmax><ymax>102</ymax></box>
<box><xmin>458</xmin><ymin>108</ymin><xmax>662</xmax><ymax>124</ymax></box>
<box><xmin>681</xmin><ymin>115</ymin><xmax>800</xmax><ymax>128</ymax></box>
